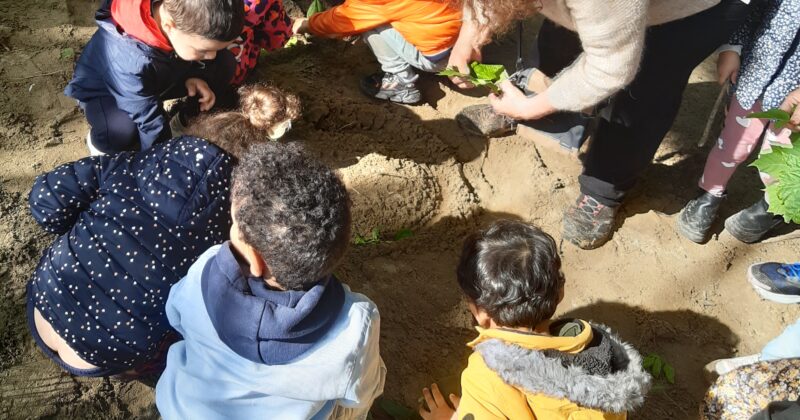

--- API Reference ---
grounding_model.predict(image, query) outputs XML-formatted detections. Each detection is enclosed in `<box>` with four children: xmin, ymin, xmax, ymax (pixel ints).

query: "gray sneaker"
<box><xmin>359</xmin><ymin>72</ymin><xmax>421</xmax><ymax>104</ymax></box>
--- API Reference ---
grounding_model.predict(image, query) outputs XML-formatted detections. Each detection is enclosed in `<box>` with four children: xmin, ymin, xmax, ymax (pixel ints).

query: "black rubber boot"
<box><xmin>676</xmin><ymin>191</ymin><xmax>725</xmax><ymax>243</ymax></box>
<box><xmin>724</xmin><ymin>198</ymin><xmax>784</xmax><ymax>243</ymax></box>
<box><xmin>562</xmin><ymin>194</ymin><xmax>619</xmax><ymax>250</ymax></box>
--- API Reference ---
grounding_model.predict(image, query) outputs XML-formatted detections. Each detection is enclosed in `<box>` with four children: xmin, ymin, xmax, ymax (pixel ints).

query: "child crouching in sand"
<box><xmin>421</xmin><ymin>220</ymin><xmax>650</xmax><ymax>420</ymax></box>
<box><xmin>293</xmin><ymin>0</ymin><xmax>461</xmax><ymax>104</ymax></box>
<box><xmin>27</xmin><ymin>84</ymin><xmax>299</xmax><ymax>377</ymax></box>
<box><xmin>156</xmin><ymin>143</ymin><xmax>386</xmax><ymax>419</ymax></box>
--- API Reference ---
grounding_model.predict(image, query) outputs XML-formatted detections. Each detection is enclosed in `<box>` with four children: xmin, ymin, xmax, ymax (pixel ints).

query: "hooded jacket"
<box><xmin>458</xmin><ymin>320</ymin><xmax>651</xmax><ymax>419</ymax></box>
<box><xmin>156</xmin><ymin>243</ymin><xmax>386</xmax><ymax>420</ymax></box>
<box><xmin>65</xmin><ymin>0</ymin><xmax>209</xmax><ymax>150</ymax></box>
<box><xmin>27</xmin><ymin>136</ymin><xmax>233</xmax><ymax>373</ymax></box>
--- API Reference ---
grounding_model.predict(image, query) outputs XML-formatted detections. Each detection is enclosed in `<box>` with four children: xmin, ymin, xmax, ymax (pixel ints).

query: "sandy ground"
<box><xmin>2</xmin><ymin>0</ymin><xmax>800</xmax><ymax>418</ymax></box>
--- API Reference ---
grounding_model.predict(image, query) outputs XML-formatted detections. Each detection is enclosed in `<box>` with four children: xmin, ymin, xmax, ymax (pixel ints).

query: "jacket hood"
<box><xmin>475</xmin><ymin>322</ymin><xmax>651</xmax><ymax>413</ymax></box>
<box><xmin>201</xmin><ymin>242</ymin><xmax>346</xmax><ymax>365</ymax></box>
<box><xmin>109</xmin><ymin>0</ymin><xmax>173</xmax><ymax>52</ymax></box>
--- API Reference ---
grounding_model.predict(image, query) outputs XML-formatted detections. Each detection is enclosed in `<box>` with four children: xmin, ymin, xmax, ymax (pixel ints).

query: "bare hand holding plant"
<box><xmin>292</xmin><ymin>18</ymin><xmax>309</xmax><ymax>35</ymax></box>
<box><xmin>446</xmin><ymin>18</ymin><xmax>486</xmax><ymax>89</ymax></box>
<box><xmin>185</xmin><ymin>78</ymin><xmax>215</xmax><ymax>111</ymax></box>
<box><xmin>419</xmin><ymin>383</ymin><xmax>459</xmax><ymax>420</ymax></box>
<box><xmin>717</xmin><ymin>50</ymin><xmax>740</xmax><ymax>85</ymax></box>
<box><xmin>779</xmin><ymin>87</ymin><xmax>800</xmax><ymax>131</ymax></box>
<box><xmin>489</xmin><ymin>80</ymin><xmax>557</xmax><ymax>121</ymax></box>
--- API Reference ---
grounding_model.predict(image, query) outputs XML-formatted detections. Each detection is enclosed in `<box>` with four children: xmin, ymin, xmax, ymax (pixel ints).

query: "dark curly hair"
<box><xmin>455</xmin><ymin>0</ymin><xmax>542</xmax><ymax>37</ymax></box>
<box><xmin>457</xmin><ymin>220</ymin><xmax>564</xmax><ymax>328</ymax></box>
<box><xmin>231</xmin><ymin>143</ymin><xmax>351</xmax><ymax>290</ymax></box>
<box><xmin>164</xmin><ymin>0</ymin><xmax>245</xmax><ymax>41</ymax></box>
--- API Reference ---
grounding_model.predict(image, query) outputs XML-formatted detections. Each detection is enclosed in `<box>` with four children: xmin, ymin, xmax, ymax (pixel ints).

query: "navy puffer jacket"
<box><xmin>27</xmin><ymin>136</ymin><xmax>233</xmax><ymax>373</ymax></box>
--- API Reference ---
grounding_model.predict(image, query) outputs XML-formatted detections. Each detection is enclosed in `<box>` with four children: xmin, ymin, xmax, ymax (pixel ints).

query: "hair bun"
<box><xmin>237</xmin><ymin>84</ymin><xmax>301</xmax><ymax>131</ymax></box>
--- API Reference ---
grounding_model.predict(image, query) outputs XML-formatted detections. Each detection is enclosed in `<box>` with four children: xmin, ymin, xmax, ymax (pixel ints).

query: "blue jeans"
<box><xmin>762</xmin><ymin>318</ymin><xmax>800</xmax><ymax>361</ymax></box>
<box><xmin>363</xmin><ymin>25</ymin><xmax>449</xmax><ymax>82</ymax></box>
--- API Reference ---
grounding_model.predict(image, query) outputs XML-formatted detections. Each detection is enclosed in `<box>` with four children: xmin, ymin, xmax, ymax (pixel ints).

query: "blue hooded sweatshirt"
<box><xmin>156</xmin><ymin>243</ymin><xmax>386</xmax><ymax>419</ymax></box>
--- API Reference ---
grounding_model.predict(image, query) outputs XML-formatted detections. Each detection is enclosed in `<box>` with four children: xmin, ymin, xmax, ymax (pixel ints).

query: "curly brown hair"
<box><xmin>454</xmin><ymin>0</ymin><xmax>542</xmax><ymax>36</ymax></box>
<box><xmin>185</xmin><ymin>83</ymin><xmax>301</xmax><ymax>160</ymax></box>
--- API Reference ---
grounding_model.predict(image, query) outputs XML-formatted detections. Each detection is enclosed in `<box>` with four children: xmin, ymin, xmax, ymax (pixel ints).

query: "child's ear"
<box><xmin>239</xmin><ymin>242</ymin><xmax>268</xmax><ymax>278</ymax></box>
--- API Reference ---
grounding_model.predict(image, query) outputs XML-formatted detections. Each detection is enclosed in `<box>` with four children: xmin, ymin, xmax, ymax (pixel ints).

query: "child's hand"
<box><xmin>185</xmin><ymin>78</ymin><xmax>215</xmax><ymax>111</ymax></box>
<box><xmin>717</xmin><ymin>50</ymin><xmax>740</xmax><ymax>85</ymax></box>
<box><xmin>292</xmin><ymin>18</ymin><xmax>309</xmax><ymax>35</ymax></box>
<box><xmin>419</xmin><ymin>383</ymin><xmax>459</xmax><ymax>420</ymax></box>
<box><xmin>779</xmin><ymin>87</ymin><xmax>800</xmax><ymax>132</ymax></box>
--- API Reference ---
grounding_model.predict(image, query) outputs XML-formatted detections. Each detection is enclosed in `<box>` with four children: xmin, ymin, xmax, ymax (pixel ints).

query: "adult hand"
<box><xmin>419</xmin><ymin>383</ymin><xmax>460</xmax><ymax>420</ymax></box>
<box><xmin>489</xmin><ymin>80</ymin><xmax>557</xmax><ymax>121</ymax></box>
<box><xmin>185</xmin><ymin>78</ymin><xmax>215</xmax><ymax>111</ymax></box>
<box><xmin>447</xmin><ymin>18</ymin><xmax>485</xmax><ymax>89</ymax></box>
<box><xmin>717</xmin><ymin>50</ymin><xmax>740</xmax><ymax>85</ymax></box>
<box><xmin>779</xmin><ymin>87</ymin><xmax>800</xmax><ymax>131</ymax></box>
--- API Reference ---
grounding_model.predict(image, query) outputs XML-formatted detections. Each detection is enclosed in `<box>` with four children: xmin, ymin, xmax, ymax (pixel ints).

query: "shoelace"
<box><xmin>780</xmin><ymin>263</ymin><xmax>800</xmax><ymax>281</ymax></box>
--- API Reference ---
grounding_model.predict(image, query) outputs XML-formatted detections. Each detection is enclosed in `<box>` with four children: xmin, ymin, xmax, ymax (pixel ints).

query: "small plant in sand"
<box><xmin>438</xmin><ymin>62</ymin><xmax>508</xmax><ymax>95</ymax></box>
<box><xmin>643</xmin><ymin>353</ymin><xmax>675</xmax><ymax>386</ymax></box>
<box><xmin>748</xmin><ymin>108</ymin><xmax>800</xmax><ymax>223</ymax></box>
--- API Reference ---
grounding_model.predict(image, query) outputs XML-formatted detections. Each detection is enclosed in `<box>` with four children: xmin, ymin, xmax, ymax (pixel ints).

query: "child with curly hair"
<box><xmin>156</xmin><ymin>143</ymin><xmax>385</xmax><ymax>419</ymax></box>
<box><xmin>28</xmin><ymin>84</ymin><xmax>300</xmax><ymax>377</ymax></box>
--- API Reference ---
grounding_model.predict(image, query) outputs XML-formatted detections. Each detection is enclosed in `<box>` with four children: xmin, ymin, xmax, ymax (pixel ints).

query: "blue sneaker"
<box><xmin>748</xmin><ymin>262</ymin><xmax>800</xmax><ymax>304</ymax></box>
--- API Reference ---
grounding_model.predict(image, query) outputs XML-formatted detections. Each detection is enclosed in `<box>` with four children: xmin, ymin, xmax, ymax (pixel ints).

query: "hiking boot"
<box><xmin>563</xmin><ymin>194</ymin><xmax>618</xmax><ymax>249</ymax></box>
<box><xmin>748</xmin><ymin>262</ymin><xmax>800</xmax><ymax>304</ymax></box>
<box><xmin>676</xmin><ymin>191</ymin><xmax>725</xmax><ymax>243</ymax></box>
<box><xmin>724</xmin><ymin>198</ymin><xmax>784</xmax><ymax>243</ymax></box>
<box><xmin>359</xmin><ymin>72</ymin><xmax>421</xmax><ymax>104</ymax></box>
<box><xmin>456</xmin><ymin>104</ymin><xmax>517</xmax><ymax>137</ymax></box>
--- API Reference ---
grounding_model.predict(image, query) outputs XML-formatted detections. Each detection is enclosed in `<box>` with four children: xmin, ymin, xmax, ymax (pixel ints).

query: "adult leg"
<box><xmin>80</xmin><ymin>96</ymin><xmax>140</xmax><ymax>154</ymax></box>
<box><xmin>565</xmin><ymin>0</ymin><xmax>751</xmax><ymax>249</ymax></box>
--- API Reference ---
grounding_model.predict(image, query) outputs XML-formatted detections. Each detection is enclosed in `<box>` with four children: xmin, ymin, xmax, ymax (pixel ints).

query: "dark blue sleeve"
<box><xmin>104</xmin><ymin>58</ymin><xmax>171</xmax><ymax>150</ymax></box>
<box><xmin>730</xmin><ymin>1</ymin><xmax>768</xmax><ymax>47</ymax></box>
<box><xmin>28</xmin><ymin>156</ymin><xmax>108</xmax><ymax>234</ymax></box>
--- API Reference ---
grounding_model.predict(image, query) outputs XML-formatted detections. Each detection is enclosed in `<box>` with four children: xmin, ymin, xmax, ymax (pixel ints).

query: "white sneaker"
<box><xmin>703</xmin><ymin>354</ymin><xmax>760</xmax><ymax>382</ymax></box>
<box><xmin>86</xmin><ymin>132</ymin><xmax>105</xmax><ymax>156</ymax></box>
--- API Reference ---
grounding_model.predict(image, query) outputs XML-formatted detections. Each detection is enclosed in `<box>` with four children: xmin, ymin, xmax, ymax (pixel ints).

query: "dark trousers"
<box><xmin>81</xmin><ymin>49</ymin><xmax>237</xmax><ymax>153</ymax></box>
<box><xmin>537</xmin><ymin>0</ymin><xmax>752</xmax><ymax>206</ymax></box>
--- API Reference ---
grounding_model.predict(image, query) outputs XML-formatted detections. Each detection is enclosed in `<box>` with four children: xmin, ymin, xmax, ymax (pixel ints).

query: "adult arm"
<box><xmin>446</xmin><ymin>6</ymin><xmax>491</xmax><ymax>88</ymax></box>
<box><xmin>28</xmin><ymin>156</ymin><xmax>109</xmax><ymax>234</ymax></box>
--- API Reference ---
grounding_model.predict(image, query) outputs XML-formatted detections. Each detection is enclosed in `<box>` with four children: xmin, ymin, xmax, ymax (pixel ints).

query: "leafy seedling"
<box><xmin>393</xmin><ymin>228</ymin><xmax>413</xmax><ymax>241</ymax></box>
<box><xmin>643</xmin><ymin>353</ymin><xmax>675</xmax><ymax>385</ymax></box>
<box><xmin>354</xmin><ymin>228</ymin><xmax>381</xmax><ymax>246</ymax></box>
<box><xmin>307</xmin><ymin>0</ymin><xmax>326</xmax><ymax>17</ymax></box>
<box><xmin>438</xmin><ymin>62</ymin><xmax>508</xmax><ymax>94</ymax></box>
<box><xmin>748</xmin><ymin>108</ymin><xmax>800</xmax><ymax>223</ymax></box>
<box><xmin>284</xmin><ymin>36</ymin><xmax>300</xmax><ymax>48</ymax></box>
<box><xmin>60</xmin><ymin>47</ymin><xmax>75</xmax><ymax>60</ymax></box>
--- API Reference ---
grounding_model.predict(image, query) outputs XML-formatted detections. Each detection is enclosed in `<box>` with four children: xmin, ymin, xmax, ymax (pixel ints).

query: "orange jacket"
<box><xmin>308</xmin><ymin>0</ymin><xmax>461</xmax><ymax>55</ymax></box>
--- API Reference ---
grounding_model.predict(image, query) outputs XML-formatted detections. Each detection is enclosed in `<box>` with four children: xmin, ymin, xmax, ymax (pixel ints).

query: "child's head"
<box><xmin>457</xmin><ymin>220</ymin><xmax>565</xmax><ymax>329</ymax></box>
<box><xmin>186</xmin><ymin>83</ymin><xmax>301</xmax><ymax>159</ymax></box>
<box><xmin>157</xmin><ymin>0</ymin><xmax>245</xmax><ymax>61</ymax></box>
<box><xmin>229</xmin><ymin>143</ymin><xmax>351</xmax><ymax>291</ymax></box>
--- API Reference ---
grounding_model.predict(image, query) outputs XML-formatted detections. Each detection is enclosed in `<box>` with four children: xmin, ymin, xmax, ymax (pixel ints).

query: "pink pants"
<box><xmin>699</xmin><ymin>96</ymin><xmax>793</xmax><ymax>196</ymax></box>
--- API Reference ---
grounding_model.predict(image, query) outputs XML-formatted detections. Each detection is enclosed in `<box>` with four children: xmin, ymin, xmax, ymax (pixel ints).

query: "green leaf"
<box><xmin>642</xmin><ymin>354</ymin><xmax>655</xmax><ymax>369</ymax></box>
<box><xmin>284</xmin><ymin>36</ymin><xmax>300</xmax><ymax>48</ymax></box>
<box><xmin>394</xmin><ymin>228</ymin><xmax>413</xmax><ymax>241</ymax></box>
<box><xmin>307</xmin><ymin>0</ymin><xmax>325</xmax><ymax>17</ymax></box>
<box><xmin>438</xmin><ymin>67</ymin><xmax>468</xmax><ymax>78</ymax></box>
<box><xmin>60</xmin><ymin>47</ymin><xmax>75</xmax><ymax>60</ymax></box>
<box><xmin>663</xmin><ymin>364</ymin><xmax>675</xmax><ymax>384</ymax></box>
<box><xmin>469</xmin><ymin>62</ymin><xmax>507</xmax><ymax>83</ymax></box>
<box><xmin>378</xmin><ymin>399</ymin><xmax>417</xmax><ymax>420</ymax></box>
<box><xmin>652</xmin><ymin>357</ymin><xmax>663</xmax><ymax>379</ymax></box>
<box><xmin>752</xmin><ymin>148</ymin><xmax>788</xmax><ymax>179</ymax></box>
<box><xmin>748</xmin><ymin>109</ymin><xmax>791</xmax><ymax>122</ymax></box>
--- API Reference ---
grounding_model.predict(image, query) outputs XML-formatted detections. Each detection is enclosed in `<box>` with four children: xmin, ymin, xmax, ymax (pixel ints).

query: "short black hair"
<box><xmin>232</xmin><ymin>143</ymin><xmax>351</xmax><ymax>290</ymax></box>
<box><xmin>164</xmin><ymin>0</ymin><xmax>245</xmax><ymax>41</ymax></box>
<box><xmin>457</xmin><ymin>220</ymin><xmax>565</xmax><ymax>328</ymax></box>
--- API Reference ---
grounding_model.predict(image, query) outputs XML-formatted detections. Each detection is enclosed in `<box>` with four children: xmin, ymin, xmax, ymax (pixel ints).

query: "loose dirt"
<box><xmin>1</xmin><ymin>1</ymin><xmax>799</xmax><ymax>419</ymax></box>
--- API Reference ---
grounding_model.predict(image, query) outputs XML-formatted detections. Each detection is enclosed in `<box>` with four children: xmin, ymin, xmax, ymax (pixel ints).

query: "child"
<box><xmin>293</xmin><ymin>0</ymin><xmax>461</xmax><ymax>104</ymax></box>
<box><xmin>227</xmin><ymin>0</ymin><xmax>294</xmax><ymax>85</ymax></box>
<box><xmin>677</xmin><ymin>1</ymin><xmax>800</xmax><ymax>244</ymax></box>
<box><xmin>65</xmin><ymin>0</ymin><xmax>245</xmax><ymax>155</ymax></box>
<box><xmin>27</xmin><ymin>84</ymin><xmax>300</xmax><ymax>377</ymax></box>
<box><xmin>420</xmin><ymin>220</ymin><xmax>650</xmax><ymax>420</ymax></box>
<box><xmin>155</xmin><ymin>143</ymin><xmax>386</xmax><ymax>419</ymax></box>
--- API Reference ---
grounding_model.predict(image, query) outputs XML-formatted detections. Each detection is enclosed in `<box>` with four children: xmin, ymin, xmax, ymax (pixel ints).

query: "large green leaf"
<box><xmin>307</xmin><ymin>0</ymin><xmax>325</xmax><ymax>17</ymax></box>
<box><xmin>748</xmin><ymin>109</ymin><xmax>791</xmax><ymax>122</ymax></box>
<box><xmin>469</xmin><ymin>62</ymin><xmax>507</xmax><ymax>82</ymax></box>
<box><xmin>751</xmin><ymin>148</ymin><xmax>788</xmax><ymax>179</ymax></box>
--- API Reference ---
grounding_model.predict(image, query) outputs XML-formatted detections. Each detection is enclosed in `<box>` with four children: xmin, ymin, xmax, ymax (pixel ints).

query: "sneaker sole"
<box><xmin>747</xmin><ymin>267</ymin><xmax>800</xmax><ymax>304</ymax></box>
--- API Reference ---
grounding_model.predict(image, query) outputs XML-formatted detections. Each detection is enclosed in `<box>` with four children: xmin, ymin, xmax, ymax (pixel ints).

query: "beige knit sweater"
<box><xmin>539</xmin><ymin>0</ymin><xmax>720</xmax><ymax>111</ymax></box>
